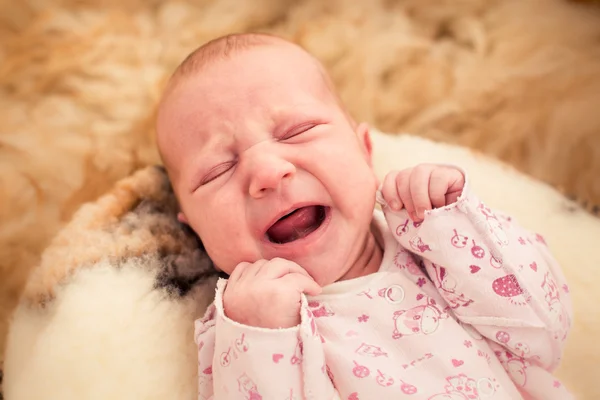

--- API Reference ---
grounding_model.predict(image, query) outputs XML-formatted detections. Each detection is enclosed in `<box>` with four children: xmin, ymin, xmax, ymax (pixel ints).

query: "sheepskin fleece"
<box><xmin>2</xmin><ymin>1</ymin><xmax>600</xmax><ymax>364</ymax></box>
<box><xmin>2</xmin><ymin>130</ymin><xmax>600</xmax><ymax>399</ymax></box>
<box><xmin>1</xmin><ymin>0</ymin><xmax>600</xmax><ymax>397</ymax></box>
<box><xmin>4</xmin><ymin>163</ymin><xmax>219</xmax><ymax>400</ymax></box>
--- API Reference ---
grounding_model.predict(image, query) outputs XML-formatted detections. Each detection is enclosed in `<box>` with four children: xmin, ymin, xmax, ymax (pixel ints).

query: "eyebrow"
<box><xmin>197</xmin><ymin>124</ymin><xmax>232</xmax><ymax>155</ymax></box>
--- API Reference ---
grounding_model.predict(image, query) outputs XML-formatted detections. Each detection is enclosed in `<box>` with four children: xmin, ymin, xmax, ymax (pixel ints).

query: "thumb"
<box><xmin>286</xmin><ymin>273</ymin><xmax>322</xmax><ymax>296</ymax></box>
<box><xmin>302</xmin><ymin>278</ymin><xmax>323</xmax><ymax>296</ymax></box>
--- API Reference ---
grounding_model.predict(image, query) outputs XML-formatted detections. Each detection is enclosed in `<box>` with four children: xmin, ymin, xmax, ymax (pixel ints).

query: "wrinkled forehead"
<box><xmin>156</xmin><ymin>44</ymin><xmax>338</xmax><ymax>167</ymax></box>
<box><xmin>167</xmin><ymin>43</ymin><xmax>334</xmax><ymax>105</ymax></box>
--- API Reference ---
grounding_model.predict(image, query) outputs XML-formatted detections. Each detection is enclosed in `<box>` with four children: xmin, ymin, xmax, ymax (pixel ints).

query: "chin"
<box><xmin>308</xmin><ymin>266</ymin><xmax>345</xmax><ymax>287</ymax></box>
<box><xmin>301</xmin><ymin>246</ymin><xmax>357</xmax><ymax>285</ymax></box>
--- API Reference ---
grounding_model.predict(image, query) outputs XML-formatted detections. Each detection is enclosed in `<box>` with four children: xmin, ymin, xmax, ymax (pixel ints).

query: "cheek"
<box><xmin>343</xmin><ymin>166</ymin><xmax>378</xmax><ymax>210</ymax></box>
<box><xmin>186</xmin><ymin>202</ymin><xmax>245</xmax><ymax>274</ymax></box>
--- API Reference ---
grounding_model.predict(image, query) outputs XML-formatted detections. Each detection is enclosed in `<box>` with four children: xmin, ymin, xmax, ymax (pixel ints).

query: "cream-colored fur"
<box><xmin>2</xmin><ymin>0</ymin><xmax>600</xmax><ymax>366</ymax></box>
<box><xmin>3</xmin><ymin>131</ymin><xmax>599</xmax><ymax>399</ymax></box>
<box><xmin>6</xmin><ymin>262</ymin><xmax>216</xmax><ymax>400</ymax></box>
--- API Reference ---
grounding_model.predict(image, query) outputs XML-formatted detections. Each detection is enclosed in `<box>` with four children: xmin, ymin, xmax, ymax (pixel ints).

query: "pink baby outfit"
<box><xmin>194</xmin><ymin>175</ymin><xmax>573</xmax><ymax>400</ymax></box>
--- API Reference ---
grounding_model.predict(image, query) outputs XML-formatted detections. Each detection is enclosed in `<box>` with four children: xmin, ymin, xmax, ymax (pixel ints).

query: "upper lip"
<box><xmin>262</xmin><ymin>203</ymin><xmax>320</xmax><ymax>238</ymax></box>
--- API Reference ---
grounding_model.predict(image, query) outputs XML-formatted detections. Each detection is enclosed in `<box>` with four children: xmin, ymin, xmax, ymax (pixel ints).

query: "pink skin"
<box><xmin>380</xmin><ymin>164</ymin><xmax>465</xmax><ymax>221</ymax></box>
<box><xmin>156</xmin><ymin>43</ymin><xmax>381</xmax><ymax>287</ymax></box>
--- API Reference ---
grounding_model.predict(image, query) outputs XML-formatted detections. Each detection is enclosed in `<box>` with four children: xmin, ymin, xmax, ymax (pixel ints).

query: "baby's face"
<box><xmin>157</xmin><ymin>44</ymin><xmax>378</xmax><ymax>286</ymax></box>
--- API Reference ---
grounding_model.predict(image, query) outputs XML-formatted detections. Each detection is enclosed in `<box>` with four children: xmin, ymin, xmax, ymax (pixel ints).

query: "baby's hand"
<box><xmin>381</xmin><ymin>164</ymin><xmax>465</xmax><ymax>221</ymax></box>
<box><xmin>222</xmin><ymin>258</ymin><xmax>322</xmax><ymax>329</ymax></box>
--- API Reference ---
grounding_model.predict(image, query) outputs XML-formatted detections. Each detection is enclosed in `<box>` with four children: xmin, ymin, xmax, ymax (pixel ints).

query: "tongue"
<box><xmin>267</xmin><ymin>206</ymin><xmax>321</xmax><ymax>244</ymax></box>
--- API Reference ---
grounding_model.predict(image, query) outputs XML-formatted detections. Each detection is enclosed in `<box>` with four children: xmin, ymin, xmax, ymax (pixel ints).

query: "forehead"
<box><xmin>156</xmin><ymin>45</ymin><xmax>334</xmax><ymax>163</ymax></box>
<box><xmin>168</xmin><ymin>44</ymin><xmax>330</xmax><ymax>109</ymax></box>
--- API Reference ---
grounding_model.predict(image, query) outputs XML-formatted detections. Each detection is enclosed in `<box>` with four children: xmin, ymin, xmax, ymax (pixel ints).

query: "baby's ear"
<box><xmin>356</xmin><ymin>122</ymin><xmax>373</xmax><ymax>166</ymax></box>
<box><xmin>177</xmin><ymin>212</ymin><xmax>189</xmax><ymax>225</ymax></box>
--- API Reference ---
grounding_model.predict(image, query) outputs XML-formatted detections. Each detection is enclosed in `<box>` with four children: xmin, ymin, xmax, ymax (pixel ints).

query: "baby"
<box><xmin>156</xmin><ymin>33</ymin><xmax>573</xmax><ymax>400</ymax></box>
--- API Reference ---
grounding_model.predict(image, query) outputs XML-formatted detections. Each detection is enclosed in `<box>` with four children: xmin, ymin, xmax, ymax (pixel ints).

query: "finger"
<box><xmin>445</xmin><ymin>168</ymin><xmax>465</xmax><ymax>205</ymax></box>
<box><xmin>429</xmin><ymin>168</ymin><xmax>449</xmax><ymax>208</ymax></box>
<box><xmin>257</xmin><ymin>258</ymin><xmax>310</xmax><ymax>279</ymax></box>
<box><xmin>396</xmin><ymin>169</ymin><xmax>415</xmax><ymax>219</ymax></box>
<box><xmin>244</xmin><ymin>259</ymin><xmax>269</xmax><ymax>279</ymax></box>
<box><xmin>280</xmin><ymin>273</ymin><xmax>322</xmax><ymax>296</ymax></box>
<box><xmin>228</xmin><ymin>261</ymin><xmax>250</xmax><ymax>283</ymax></box>
<box><xmin>409</xmin><ymin>165</ymin><xmax>434</xmax><ymax>220</ymax></box>
<box><xmin>381</xmin><ymin>171</ymin><xmax>403</xmax><ymax>211</ymax></box>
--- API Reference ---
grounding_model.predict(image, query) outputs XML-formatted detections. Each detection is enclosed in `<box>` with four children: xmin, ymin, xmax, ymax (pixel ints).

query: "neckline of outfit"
<box><xmin>309</xmin><ymin>208</ymin><xmax>398</xmax><ymax>300</ymax></box>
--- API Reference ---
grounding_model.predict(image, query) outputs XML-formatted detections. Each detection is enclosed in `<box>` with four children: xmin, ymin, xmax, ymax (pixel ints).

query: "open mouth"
<box><xmin>266</xmin><ymin>205</ymin><xmax>327</xmax><ymax>244</ymax></box>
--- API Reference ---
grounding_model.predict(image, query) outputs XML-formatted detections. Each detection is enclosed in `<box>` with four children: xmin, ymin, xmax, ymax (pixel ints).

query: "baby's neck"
<box><xmin>338</xmin><ymin>222</ymin><xmax>383</xmax><ymax>281</ymax></box>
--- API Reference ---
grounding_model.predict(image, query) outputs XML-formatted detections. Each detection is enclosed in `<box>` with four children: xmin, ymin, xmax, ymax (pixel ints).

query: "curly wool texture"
<box><xmin>19</xmin><ymin>165</ymin><xmax>216</xmax><ymax>306</ymax></box>
<box><xmin>1</xmin><ymin>0</ymin><xmax>599</xmax><ymax>371</ymax></box>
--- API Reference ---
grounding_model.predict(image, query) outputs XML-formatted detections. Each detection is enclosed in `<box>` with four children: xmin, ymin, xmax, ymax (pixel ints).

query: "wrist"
<box><xmin>223</xmin><ymin>299</ymin><xmax>301</xmax><ymax>329</ymax></box>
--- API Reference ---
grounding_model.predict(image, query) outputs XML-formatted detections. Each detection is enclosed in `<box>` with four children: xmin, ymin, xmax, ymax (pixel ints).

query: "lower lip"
<box><xmin>263</xmin><ymin>206</ymin><xmax>332</xmax><ymax>254</ymax></box>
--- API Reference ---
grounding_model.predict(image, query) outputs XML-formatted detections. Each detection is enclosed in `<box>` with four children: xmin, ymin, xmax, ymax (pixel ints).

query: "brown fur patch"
<box><xmin>21</xmin><ymin>166</ymin><xmax>214</xmax><ymax>307</ymax></box>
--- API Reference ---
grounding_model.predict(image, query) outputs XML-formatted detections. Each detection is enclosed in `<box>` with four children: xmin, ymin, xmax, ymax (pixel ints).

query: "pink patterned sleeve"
<box><xmin>377</xmin><ymin>168</ymin><xmax>573</xmax><ymax>372</ymax></box>
<box><xmin>194</xmin><ymin>278</ymin><xmax>336</xmax><ymax>400</ymax></box>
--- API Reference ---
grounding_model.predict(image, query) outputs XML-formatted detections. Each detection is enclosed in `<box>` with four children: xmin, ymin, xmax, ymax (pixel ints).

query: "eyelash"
<box><xmin>280</xmin><ymin>122</ymin><xmax>318</xmax><ymax>140</ymax></box>
<box><xmin>199</xmin><ymin>161</ymin><xmax>235</xmax><ymax>186</ymax></box>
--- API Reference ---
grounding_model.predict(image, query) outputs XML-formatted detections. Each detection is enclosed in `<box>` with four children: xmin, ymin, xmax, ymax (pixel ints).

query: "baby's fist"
<box><xmin>381</xmin><ymin>164</ymin><xmax>465</xmax><ymax>221</ymax></box>
<box><xmin>223</xmin><ymin>258</ymin><xmax>321</xmax><ymax>329</ymax></box>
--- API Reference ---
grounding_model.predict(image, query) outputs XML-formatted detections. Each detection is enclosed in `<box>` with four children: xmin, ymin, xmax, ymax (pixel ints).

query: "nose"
<box><xmin>247</xmin><ymin>151</ymin><xmax>296</xmax><ymax>198</ymax></box>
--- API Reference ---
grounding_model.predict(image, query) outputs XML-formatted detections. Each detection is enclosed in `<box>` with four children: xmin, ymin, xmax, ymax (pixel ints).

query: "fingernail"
<box><xmin>417</xmin><ymin>208</ymin><xmax>426</xmax><ymax>219</ymax></box>
<box><xmin>389</xmin><ymin>200</ymin><xmax>400</xmax><ymax>211</ymax></box>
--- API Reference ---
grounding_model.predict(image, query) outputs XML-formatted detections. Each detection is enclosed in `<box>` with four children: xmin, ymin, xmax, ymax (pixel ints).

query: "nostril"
<box><xmin>283</xmin><ymin>170</ymin><xmax>294</xmax><ymax>179</ymax></box>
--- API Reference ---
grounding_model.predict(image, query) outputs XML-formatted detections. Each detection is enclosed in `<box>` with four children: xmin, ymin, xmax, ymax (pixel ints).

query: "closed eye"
<box><xmin>280</xmin><ymin>122</ymin><xmax>319</xmax><ymax>141</ymax></box>
<box><xmin>198</xmin><ymin>162</ymin><xmax>235</xmax><ymax>187</ymax></box>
